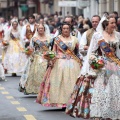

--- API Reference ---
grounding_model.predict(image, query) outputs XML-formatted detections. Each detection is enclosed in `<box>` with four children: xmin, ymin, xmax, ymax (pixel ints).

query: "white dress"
<box><xmin>0</xmin><ymin>25</ymin><xmax>5</xmax><ymax>80</ymax></box>
<box><xmin>3</xmin><ymin>30</ymin><xmax>27</xmax><ymax>74</ymax></box>
<box><xmin>90</xmin><ymin>31</ymin><xmax>120</xmax><ymax>119</ymax></box>
<box><xmin>0</xmin><ymin>54</ymin><xmax>5</xmax><ymax>80</ymax></box>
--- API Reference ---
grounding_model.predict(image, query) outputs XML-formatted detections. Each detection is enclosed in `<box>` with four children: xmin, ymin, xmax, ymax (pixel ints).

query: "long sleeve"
<box><xmin>79</xmin><ymin>31</ymin><xmax>87</xmax><ymax>52</ymax></box>
<box><xmin>91</xmin><ymin>36</ymin><xmax>99</xmax><ymax>53</ymax></box>
<box><xmin>80</xmin><ymin>32</ymin><xmax>103</xmax><ymax>75</ymax></box>
<box><xmin>45</xmin><ymin>24</ymin><xmax>50</xmax><ymax>35</ymax></box>
<box><xmin>74</xmin><ymin>37</ymin><xmax>82</xmax><ymax>59</ymax></box>
<box><xmin>54</xmin><ymin>30</ymin><xmax>59</xmax><ymax>38</ymax></box>
<box><xmin>90</xmin><ymin>32</ymin><xmax>104</xmax><ymax>53</ymax></box>
<box><xmin>3</xmin><ymin>29</ymin><xmax>10</xmax><ymax>41</ymax></box>
<box><xmin>115</xmin><ymin>32</ymin><xmax>120</xmax><ymax>59</ymax></box>
<box><xmin>20</xmin><ymin>25</ymin><xmax>26</xmax><ymax>43</ymax></box>
<box><xmin>77</xmin><ymin>30</ymin><xmax>81</xmax><ymax>43</ymax></box>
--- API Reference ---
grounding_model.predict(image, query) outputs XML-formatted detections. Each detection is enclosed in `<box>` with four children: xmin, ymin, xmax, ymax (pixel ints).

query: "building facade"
<box><xmin>0</xmin><ymin>0</ymin><xmax>120</xmax><ymax>19</ymax></box>
<box><xmin>98</xmin><ymin>0</ymin><xmax>120</xmax><ymax>16</ymax></box>
<box><xmin>39</xmin><ymin>0</ymin><xmax>120</xmax><ymax>18</ymax></box>
<box><xmin>0</xmin><ymin>0</ymin><xmax>40</xmax><ymax>19</ymax></box>
<box><xmin>0</xmin><ymin>0</ymin><xmax>17</xmax><ymax>19</ymax></box>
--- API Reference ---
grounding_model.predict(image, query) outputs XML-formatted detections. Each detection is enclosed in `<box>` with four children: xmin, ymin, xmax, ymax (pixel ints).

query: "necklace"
<box><xmin>108</xmin><ymin>33</ymin><xmax>113</xmax><ymax>37</ymax></box>
<box><xmin>105</xmin><ymin>30</ymin><xmax>114</xmax><ymax>37</ymax></box>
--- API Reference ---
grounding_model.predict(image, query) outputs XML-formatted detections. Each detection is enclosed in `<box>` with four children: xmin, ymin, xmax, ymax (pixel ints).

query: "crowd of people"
<box><xmin>0</xmin><ymin>11</ymin><xmax>120</xmax><ymax>120</ymax></box>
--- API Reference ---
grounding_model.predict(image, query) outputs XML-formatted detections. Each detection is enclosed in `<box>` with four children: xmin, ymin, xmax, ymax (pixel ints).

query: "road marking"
<box><xmin>1</xmin><ymin>85</ymin><xmax>36</xmax><ymax>120</ymax></box>
<box><xmin>6</xmin><ymin>96</ymin><xmax>14</xmax><ymax>99</ymax></box>
<box><xmin>17</xmin><ymin>107</ymin><xmax>27</xmax><ymax>112</ymax></box>
<box><xmin>1</xmin><ymin>91</ymin><xmax>9</xmax><ymax>94</ymax></box>
<box><xmin>0</xmin><ymin>87</ymin><xmax>5</xmax><ymax>90</ymax></box>
<box><xmin>24</xmin><ymin>115</ymin><xmax>36</xmax><ymax>120</ymax></box>
<box><xmin>11</xmin><ymin>101</ymin><xmax>20</xmax><ymax>104</ymax></box>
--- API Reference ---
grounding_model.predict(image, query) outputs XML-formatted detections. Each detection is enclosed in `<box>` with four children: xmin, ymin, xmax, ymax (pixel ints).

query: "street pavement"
<box><xmin>0</xmin><ymin>75</ymin><xmax>90</xmax><ymax>120</ymax></box>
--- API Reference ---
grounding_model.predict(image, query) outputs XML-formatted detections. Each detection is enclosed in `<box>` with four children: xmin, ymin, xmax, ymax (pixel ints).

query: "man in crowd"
<box><xmin>21</xmin><ymin>15</ymin><xmax>37</xmax><ymax>48</ymax></box>
<box><xmin>79</xmin><ymin>15</ymin><xmax>101</xmax><ymax>55</ymax></box>
<box><xmin>54</xmin><ymin>16</ymin><xmax>81</xmax><ymax>43</ymax></box>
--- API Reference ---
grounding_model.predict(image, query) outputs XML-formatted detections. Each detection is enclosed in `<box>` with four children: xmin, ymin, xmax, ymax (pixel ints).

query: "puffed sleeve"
<box><xmin>79</xmin><ymin>31</ymin><xmax>87</xmax><ymax>52</ymax></box>
<box><xmin>73</xmin><ymin>36</ymin><xmax>82</xmax><ymax>58</ymax></box>
<box><xmin>47</xmin><ymin>35</ymin><xmax>52</xmax><ymax>44</ymax></box>
<box><xmin>115</xmin><ymin>32</ymin><xmax>120</xmax><ymax>59</ymax></box>
<box><xmin>20</xmin><ymin>25</ymin><xmax>27</xmax><ymax>43</ymax></box>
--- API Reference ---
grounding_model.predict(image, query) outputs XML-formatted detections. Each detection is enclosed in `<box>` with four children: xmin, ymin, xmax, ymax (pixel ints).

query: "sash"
<box><xmin>10</xmin><ymin>33</ymin><xmax>24</xmax><ymax>52</ymax></box>
<box><xmin>54</xmin><ymin>37</ymin><xmax>82</xmax><ymax>67</ymax></box>
<box><xmin>98</xmin><ymin>39</ymin><xmax>120</xmax><ymax>66</ymax></box>
<box><xmin>33</xmin><ymin>39</ymin><xmax>49</xmax><ymax>51</ymax></box>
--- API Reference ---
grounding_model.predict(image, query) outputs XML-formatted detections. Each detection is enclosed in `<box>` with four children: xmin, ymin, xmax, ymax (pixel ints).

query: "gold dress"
<box><xmin>36</xmin><ymin>36</ymin><xmax>81</xmax><ymax>107</ymax></box>
<box><xmin>19</xmin><ymin>35</ymin><xmax>51</xmax><ymax>94</ymax></box>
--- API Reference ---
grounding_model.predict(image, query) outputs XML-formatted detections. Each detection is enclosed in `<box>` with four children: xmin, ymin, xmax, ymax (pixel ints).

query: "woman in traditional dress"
<box><xmin>2</xmin><ymin>20</ymin><xmax>27</xmax><ymax>76</ymax></box>
<box><xmin>0</xmin><ymin>24</ymin><xmax>5</xmax><ymax>80</ymax></box>
<box><xmin>66</xmin><ymin>16</ymin><xmax>120</xmax><ymax>120</ymax></box>
<box><xmin>19</xmin><ymin>24</ymin><xmax>51</xmax><ymax>95</ymax></box>
<box><xmin>36</xmin><ymin>22</ymin><xmax>82</xmax><ymax>108</ymax></box>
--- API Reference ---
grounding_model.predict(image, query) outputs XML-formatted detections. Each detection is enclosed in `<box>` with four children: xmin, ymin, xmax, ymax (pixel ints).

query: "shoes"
<box><xmin>0</xmin><ymin>77</ymin><xmax>6</xmax><ymax>81</ymax></box>
<box><xmin>4</xmin><ymin>69</ymin><xmax>7</xmax><ymax>74</ymax></box>
<box><xmin>61</xmin><ymin>107</ymin><xmax>66</xmax><ymax>111</ymax></box>
<box><xmin>12</xmin><ymin>73</ymin><xmax>17</xmax><ymax>77</ymax></box>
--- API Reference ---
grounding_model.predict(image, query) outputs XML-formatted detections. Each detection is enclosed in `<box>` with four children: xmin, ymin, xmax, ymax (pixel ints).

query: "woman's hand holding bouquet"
<box><xmin>24</xmin><ymin>46</ymin><xmax>34</xmax><ymax>56</ymax></box>
<box><xmin>44</xmin><ymin>51</ymin><xmax>56</xmax><ymax>67</ymax></box>
<box><xmin>43</xmin><ymin>51</ymin><xmax>56</xmax><ymax>60</ymax></box>
<box><xmin>89</xmin><ymin>53</ymin><xmax>104</xmax><ymax>70</ymax></box>
<box><xmin>2</xmin><ymin>40</ymin><xmax>9</xmax><ymax>46</ymax></box>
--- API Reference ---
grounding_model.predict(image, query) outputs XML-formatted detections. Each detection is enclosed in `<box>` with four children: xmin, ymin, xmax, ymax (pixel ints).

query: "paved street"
<box><xmin>0</xmin><ymin>75</ymin><xmax>89</xmax><ymax>120</ymax></box>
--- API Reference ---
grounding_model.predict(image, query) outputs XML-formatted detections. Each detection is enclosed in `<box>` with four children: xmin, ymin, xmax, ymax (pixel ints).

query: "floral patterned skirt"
<box><xmin>66</xmin><ymin>61</ymin><xmax>120</xmax><ymax>119</ymax></box>
<box><xmin>65</xmin><ymin>75</ymin><xmax>95</xmax><ymax>118</ymax></box>
<box><xmin>36</xmin><ymin>58</ymin><xmax>80</xmax><ymax>107</ymax></box>
<box><xmin>20</xmin><ymin>54</ymin><xmax>47</xmax><ymax>94</ymax></box>
<box><xmin>90</xmin><ymin>61</ymin><xmax>120</xmax><ymax>119</ymax></box>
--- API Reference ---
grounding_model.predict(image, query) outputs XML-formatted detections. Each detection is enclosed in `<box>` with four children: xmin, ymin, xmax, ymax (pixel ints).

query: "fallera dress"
<box><xmin>19</xmin><ymin>35</ymin><xmax>51</xmax><ymax>94</ymax></box>
<box><xmin>66</xmin><ymin>31</ymin><xmax>120</xmax><ymax>120</ymax></box>
<box><xmin>3</xmin><ymin>30</ymin><xmax>27</xmax><ymax>74</ymax></box>
<box><xmin>36</xmin><ymin>35</ymin><xmax>81</xmax><ymax>107</ymax></box>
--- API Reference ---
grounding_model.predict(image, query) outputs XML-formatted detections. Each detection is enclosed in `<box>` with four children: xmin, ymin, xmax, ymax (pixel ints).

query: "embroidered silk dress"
<box><xmin>3</xmin><ymin>30</ymin><xmax>27</xmax><ymax>74</ymax></box>
<box><xmin>36</xmin><ymin>35</ymin><xmax>81</xmax><ymax>107</ymax></box>
<box><xmin>19</xmin><ymin>35</ymin><xmax>51</xmax><ymax>94</ymax></box>
<box><xmin>0</xmin><ymin>26</ymin><xmax>5</xmax><ymax>80</ymax></box>
<box><xmin>66</xmin><ymin>32</ymin><xmax>120</xmax><ymax>119</ymax></box>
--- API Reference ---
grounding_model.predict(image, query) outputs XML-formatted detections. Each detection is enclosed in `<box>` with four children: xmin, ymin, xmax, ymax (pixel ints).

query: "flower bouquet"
<box><xmin>89</xmin><ymin>54</ymin><xmax>104</xmax><ymax>70</ymax></box>
<box><xmin>44</xmin><ymin>51</ymin><xmax>56</xmax><ymax>60</ymax></box>
<box><xmin>24</xmin><ymin>47</ymin><xmax>33</xmax><ymax>55</ymax></box>
<box><xmin>2</xmin><ymin>40</ymin><xmax>9</xmax><ymax>46</ymax></box>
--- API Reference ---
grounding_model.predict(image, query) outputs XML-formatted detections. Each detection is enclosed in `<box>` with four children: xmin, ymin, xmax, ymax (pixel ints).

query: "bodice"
<box><xmin>32</xmin><ymin>35</ymin><xmax>51</xmax><ymax>55</ymax></box>
<box><xmin>11</xmin><ymin>31</ymin><xmax>20</xmax><ymax>39</ymax></box>
<box><xmin>92</xmin><ymin>31</ymin><xmax>120</xmax><ymax>59</ymax></box>
<box><xmin>34</xmin><ymin>40</ymin><xmax>49</xmax><ymax>54</ymax></box>
<box><xmin>55</xmin><ymin>36</ymin><xmax>79</xmax><ymax>58</ymax></box>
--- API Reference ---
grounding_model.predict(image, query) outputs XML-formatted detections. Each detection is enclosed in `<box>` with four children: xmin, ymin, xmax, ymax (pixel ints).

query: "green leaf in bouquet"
<box><xmin>94</xmin><ymin>63</ymin><xmax>98</xmax><ymax>69</ymax></box>
<box><xmin>48</xmin><ymin>51</ymin><xmax>55</xmax><ymax>59</ymax></box>
<box><xmin>49</xmin><ymin>54</ymin><xmax>55</xmax><ymax>58</ymax></box>
<box><xmin>25</xmin><ymin>48</ymin><xmax>28</xmax><ymax>51</ymax></box>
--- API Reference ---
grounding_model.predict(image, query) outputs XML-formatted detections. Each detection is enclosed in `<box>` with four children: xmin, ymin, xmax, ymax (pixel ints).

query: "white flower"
<box><xmin>89</xmin><ymin>54</ymin><xmax>96</xmax><ymax>60</ymax></box>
